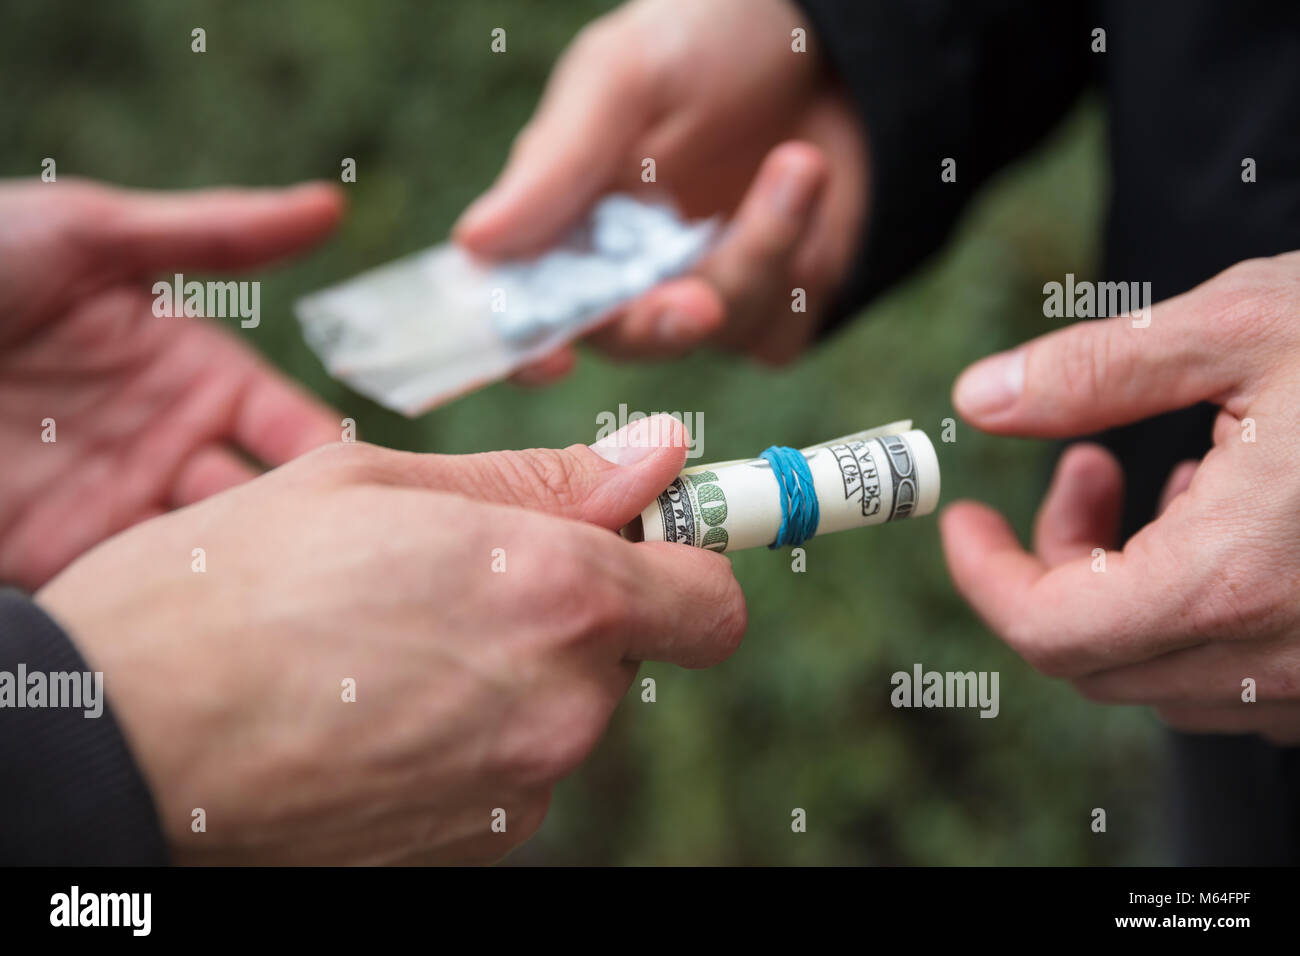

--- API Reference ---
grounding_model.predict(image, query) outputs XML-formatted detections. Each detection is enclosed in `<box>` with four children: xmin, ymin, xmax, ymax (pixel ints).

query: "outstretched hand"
<box><xmin>454</xmin><ymin>0</ymin><xmax>868</xmax><ymax>379</ymax></box>
<box><xmin>0</xmin><ymin>178</ymin><xmax>345</xmax><ymax>588</ymax></box>
<box><xmin>943</xmin><ymin>253</ymin><xmax>1300</xmax><ymax>743</ymax></box>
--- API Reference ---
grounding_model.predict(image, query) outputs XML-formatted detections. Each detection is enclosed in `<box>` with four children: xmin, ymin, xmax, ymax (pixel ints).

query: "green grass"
<box><xmin>1</xmin><ymin>0</ymin><xmax>1163</xmax><ymax>864</ymax></box>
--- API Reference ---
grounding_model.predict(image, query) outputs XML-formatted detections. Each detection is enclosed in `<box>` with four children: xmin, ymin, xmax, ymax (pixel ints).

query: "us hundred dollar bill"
<box><xmin>626</xmin><ymin>421</ymin><xmax>940</xmax><ymax>553</ymax></box>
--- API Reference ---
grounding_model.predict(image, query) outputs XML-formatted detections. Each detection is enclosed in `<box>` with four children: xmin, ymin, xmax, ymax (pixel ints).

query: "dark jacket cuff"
<box><xmin>0</xmin><ymin>588</ymin><xmax>169</xmax><ymax>865</ymax></box>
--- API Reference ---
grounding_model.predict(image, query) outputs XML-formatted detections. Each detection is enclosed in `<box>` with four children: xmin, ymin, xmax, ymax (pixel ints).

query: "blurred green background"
<box><xmin>1</xmin><ymin>0</ymin><xmax>1165</xmax><ymax>864</ymax></box>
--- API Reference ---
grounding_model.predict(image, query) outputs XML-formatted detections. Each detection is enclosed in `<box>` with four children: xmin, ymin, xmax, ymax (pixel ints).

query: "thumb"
<box><xmin>403</xmin><ymin>414</ymin><xmax>691</xmax><ymax>530</ymax></box>
<box><xmin>452</xmin><ymin>34</ymin><xmax>649</xmax><ymax>258</ymax></box>
<box><xmin>951</xmin><ymin>285</ymin><xmax>1239</xmax><ymax>438</ymax></box>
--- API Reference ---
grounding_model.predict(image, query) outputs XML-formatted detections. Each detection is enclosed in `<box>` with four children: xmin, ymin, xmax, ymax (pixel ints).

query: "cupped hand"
<box><xmin>942</xmin><ymin>253</ymin><xmax>1300</xmax><ymax>743</ymax></box>
<box><xmin>36</xmin><ymin>416</ymin><xmax>746</xmax><ymax>864</ymax></box>
<box><xmin>0</xmin><ymin>178</ymin><xmax>345</xmax><ymax>589</ymax></box>
<box><xmin>453</xmin><ymin>0</ymin><xmax>869</xmax><ymax>378</ymax></box>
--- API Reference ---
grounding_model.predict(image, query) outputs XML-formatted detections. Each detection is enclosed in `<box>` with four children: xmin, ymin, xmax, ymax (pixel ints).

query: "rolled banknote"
<box><xmin>296</xmin><ymin>194</ymin><xmax>717</xmax><ymax>415</ymax></box>
<box><xmin>626</xmin><ymin>421</ymin><xmax>940</xmax><ymax>553</ymax></box>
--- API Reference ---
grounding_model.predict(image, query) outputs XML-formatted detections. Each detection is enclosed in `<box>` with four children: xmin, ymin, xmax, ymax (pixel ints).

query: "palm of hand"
<box><xmin>0</xmin><ymin>179</ymin><xmax>344</xmax><ymax>588</ymax></box>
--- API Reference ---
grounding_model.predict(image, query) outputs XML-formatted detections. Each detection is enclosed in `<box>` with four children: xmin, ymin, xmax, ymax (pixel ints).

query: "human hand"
<box><xmin>942</xmin><ymin>253</ymin><xmax>1300</xmax><ymax>743</ymax></box>
<box><xmin>453</xmin><ymin>0</ymin><xmax>869</xmax><ymax>378</ymax></box>
<box><xmin>0</xmin><ymin>178</ymin><xmax>345</xmax><ymax>589</ymax></box>
<box><xmin>36</xmin><ymin>416</ymin><xmax>746</xmax><ymax>864</ymax></box>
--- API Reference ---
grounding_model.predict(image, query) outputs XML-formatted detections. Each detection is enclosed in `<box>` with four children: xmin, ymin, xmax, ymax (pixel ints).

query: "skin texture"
<box><xmin>0</xmin><ymin>178</ymin><xmax>346</xmax><ymax>589</ymax></box>
<box><xmin>942</xmin><ymin>252</ymin><xmax>1300</xmax><ymax>743</ymax></box>
<box><xmin>0</xmin><ymin>178</ymin><xmax>744</xmax><ymax>864</ymax></box>
<box><xmin>453</xmin><ymin>0</ymin><xmax>869</xmax><ymax>377</ymax></box>
<box><xmin>453</xmin><ymin>0</ymin><xmax>1300</xmax><ymax>744</ymax></box>
<box><xmin>37</xmin><ymin>416</ymin><xmax>747</xmax><ymax>864</ymax></box>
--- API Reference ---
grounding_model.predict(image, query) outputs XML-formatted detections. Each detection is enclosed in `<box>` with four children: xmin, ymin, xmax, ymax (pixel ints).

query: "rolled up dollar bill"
<box><xmin>627</xmin><ymin>421</ymin><xmax>940</xmax><ymax>553</ymax></box>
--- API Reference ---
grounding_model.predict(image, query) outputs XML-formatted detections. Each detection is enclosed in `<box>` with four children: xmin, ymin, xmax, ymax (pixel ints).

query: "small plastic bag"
<box><xmin>296</xmin><ymin>195</ymin><xmax>717</xmax><ymax>416</ymax></box>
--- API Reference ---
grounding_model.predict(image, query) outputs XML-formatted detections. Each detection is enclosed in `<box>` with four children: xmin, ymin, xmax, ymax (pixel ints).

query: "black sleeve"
<box><xmin>0</xmin><ymin>589</ymin><xmax>169</xmax><ymax>865</ymax></box>
<box><xmin>793</xmin><ymin>0</ymin><xmax>1093</xmax><ymax>330</ymax></box>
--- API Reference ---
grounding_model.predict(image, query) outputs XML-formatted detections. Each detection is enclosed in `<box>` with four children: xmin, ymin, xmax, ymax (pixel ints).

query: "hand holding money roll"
<box><xmin>625</xmin><ymin>421</ymin><xmax>940</xmax><ymax>553</ymax></box>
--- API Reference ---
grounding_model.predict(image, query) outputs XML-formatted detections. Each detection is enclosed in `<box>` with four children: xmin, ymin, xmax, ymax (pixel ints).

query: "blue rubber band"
<box><xmin>759</xmin><ymin>445</ymin><xmax>820</xmax><ymax>549</ymax></box>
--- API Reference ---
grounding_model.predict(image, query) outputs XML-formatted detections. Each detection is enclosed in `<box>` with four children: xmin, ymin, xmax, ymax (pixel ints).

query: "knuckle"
<box><xmin>1006</xmin><ymin>622</ymin><xmax>1076</xmax><ymax>679</ymax></box>
<box><xmin>1055</xmin><ymin>328</ymin><xmax>1112</xmax><ymax>407</ymax></box>
<box><xmin>502</xmin><ymin>448</ymin><xmax>588</xmax><ymax>513</ymax></box>
<box><xmin>1217</xmin><ymin>255</ymin><xmax>1278</xmax><ymax>293</ymax></box>
<box><xmin>1269</xmin><ymin>661</ymin><xmax>1300</xmax><ymax>701</ymax></box>
<box><xmin>668</xmin><ymin>554</ymin><xmax>747</xmax><ymax>669</ymax></box>
<box><xmin>569</xmin><ymin>19</ymin><xmax>654</xmax><ymax>86</ymax></box>
<box><xmin>1054</xmin><ymin>334</ymin><xmax>1099</xmax><ymax>407</ymax></box>
<box><xmin>742</xmin><ymin>219</ymin><xmax>800</xmax><ymax>264</ymax></box>
<box><xmin>1000</xmin><ymin>617</ymin><xmax>1036</xmax><ymax>664</ymax></box>
<box><xmin>705</xmin><ymin>575</ymin><xmax>749</xmax><ymax>666</ymax></box>
<box><xmin>496</xmin><ymin>696</ymin><xmax>608</xmax><ymax>788</ymax></box>
<box><xmin>529</xmin><ymin>534</ymin><xmax>625</xmax><ymax>643</ymax></box>
<box><xmin>1206</xmin><ymin>257</ymin><xmax>1293</xmax><ymax>338</ymax></box>
<box><xmin>545</xmin><ymin>716</ymin><xmax>606</xmax><ymax>781</ymax></box>
<box><xmin>295</xmin><ymin>440</ymin><xmax>385</xmax><ymax>482</ymax></box>
<box><xmin>527</xmin><ymin>544</ymin><xmax>577</xmax><ymax>596</ymax></box>
<box><xmin>580</xmin><ymin>570</ymin><xmax>630</xmax><ymax>641</ymax></box>
<box><xmin>493</xmin><ymin>737</ymin><xmax>556</xmax><ymax>791</ymax></box>
<box><xmin>1186</xmin><ymin>560</ymin><xmax>1276</xmax><ymax>641</ymax></box>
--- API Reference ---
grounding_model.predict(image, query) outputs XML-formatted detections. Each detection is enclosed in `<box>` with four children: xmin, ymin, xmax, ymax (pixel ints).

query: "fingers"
<box><xmin>1032</xmin><ymin>443</ymin><xmax>1123</xmax><ymax>565</ymax></box>
<box><xmin>616</xmin><ymin>541</ymin><xmax>747</xmax><ymax>668</ymax></box>
<box><xmin>485</xmin><ymin>140</ymin><xmax>827</xmax><ymax>367</ymax></box>
<box><xmin>585</xmin><ymin>276</ymin><xmax>725</xmax><ymax>359</ymax></box>
<box><xmin>1212</xmin><ymin>408</ymin><xmax>1243</xmax><ymax>447</ymax></box>
<box><xmin>942</xmin><ymin>501</ymin><xmax>1051</xmax><ymax>639</ymax></box>
<box><xmin>373</xmin><ymin>414</ymin><xmax>690</xmax><ymax>530</ymax></box>
<box><xmin>696</xmin><ymin>142</ymin><xmax>827</xmax><ymax>352</ymax></box>
<box><xmin>453</xmin><ymin>29</ymin><xmax>652</xmax><ymax>258</ymax></box>
<box><xmin>1154</xmin><ymin>703</ymin><xmax>1300</xmax><ymax>745</ymax></box>
<box><xmin>171</xmin><ymin>445</ymin><xmax>258</xmax><ymax>507</ymax></box>
<box><xmin>582</xmin><ymin>142</ymin><xmax>827</xmax><ymax>362</ymax></box>
<box><xmin>232</xmin><ymin>365</ymin><xmax>342</xmax><ymax>467</ymax></box>
<box><xmin>509</xmin><ymin>345</ymin><xmax>577</xmax><ymax>387</ymax></box>
<box><xmin>1073</xmin><ymin>637</ymin><xmax>1298</xmax><ymax>707</ymax></box>
<box><xmin>952</xmin><ymin>285</ymin><xmax>1242</xmax><ymax>438</ymax></box>
<box><xmin>90</xmin><ymin>181</ymin><xmax>345</xmax><ymax>277</ymax></box>
<box><xmin>940</xmin><ymin>500</ymin><xmax>1189</xmax><ymax>678</ymax></box>
<box><xmin>1157</xmin><ymin>459</ymin><xmax>1200</xmax><ymax>514</ymax></box>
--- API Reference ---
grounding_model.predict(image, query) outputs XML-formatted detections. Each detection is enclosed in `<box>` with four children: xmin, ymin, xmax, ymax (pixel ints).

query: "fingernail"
<box><xmin>954</xmin><ymin>349</ymin><xmax>1025</xmax><ymax>417</ymax></box>
<box><xmin>656</xmin><ymin>309</ymin><xmax>696</xmax><ymax>344</ymax></box>
<box><xmin>453</xmin><ymin>190</ymin><xmax>502</xmax><ymax>235</ymax></box>
<box><xmin>766</xmin><ymin>162</ymin><xmax>819</xmax><ymax>219</ymax></box>
<box><xmin>590</xmin><ymin>414</ymin><xmax>685</xmax><ymax>465</ymax></box>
